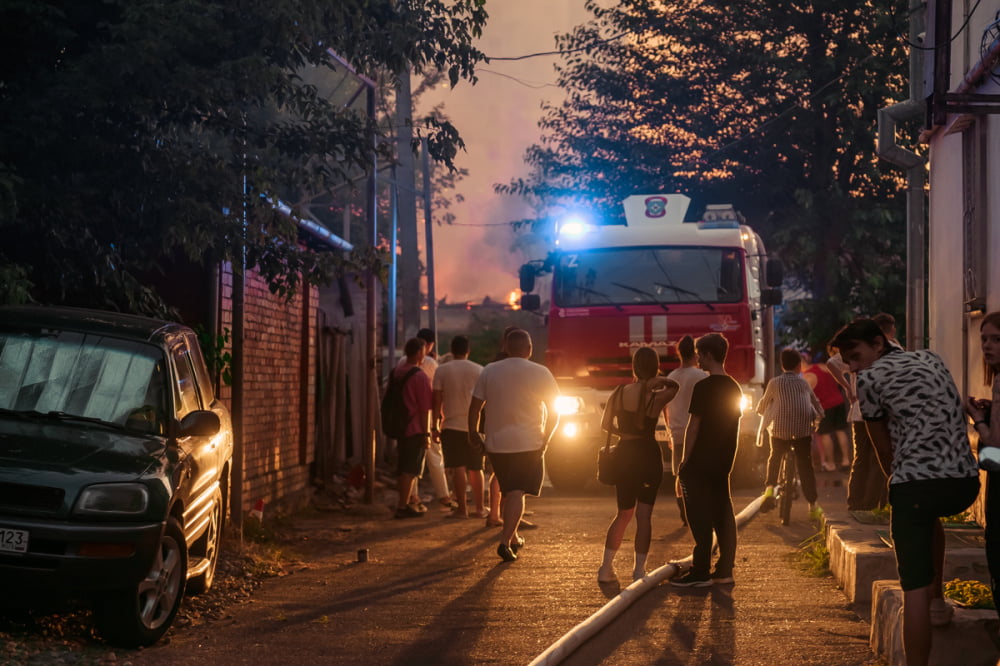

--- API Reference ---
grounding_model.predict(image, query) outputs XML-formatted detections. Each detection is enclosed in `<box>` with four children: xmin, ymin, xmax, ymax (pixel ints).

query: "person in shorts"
<box><xmin>597</xmin><ymin>347</ymin><xmax>678</xmax><ymax>583</ymax></box>
<box><xmin>832</xmin><ymin>319</ymin><xmax>979</xmax><ymax>666</ymax></box>
<box><xmin>432</xmin><ymin>335</ymin><xmax>484</xmax><ymax>518</ymax></box>
<box><xmin>392</xmin><ymin>337</ymin><xmax>433</xmax><ymax>519</ymax></box>
<box><xmin>665</xmin><ymin>335</ymin><xmax>707</xmax><ymax>526</ymax></box>
<box><xmin>468</xmin><ymin>330</ymin><xmax>559</xmax><ymax>562</ymax></box>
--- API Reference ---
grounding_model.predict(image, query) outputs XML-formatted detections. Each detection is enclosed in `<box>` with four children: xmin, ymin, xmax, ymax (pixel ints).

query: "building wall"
<box><xmin>925</xmin><ymin>1</ymin><xmax>1000</xmax><ymax>524</ymax></box>
<box><xmin>219</xmin><ymin>265</ymin><xmax>318</xmax><ymax>512</ymax></box>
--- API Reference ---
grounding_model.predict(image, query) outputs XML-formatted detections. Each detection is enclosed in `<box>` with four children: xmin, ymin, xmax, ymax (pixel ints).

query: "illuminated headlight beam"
<box><xmin>554</xmin><ymin>396</ymin><xmax>584</xmax><ymax>415</ymax></box>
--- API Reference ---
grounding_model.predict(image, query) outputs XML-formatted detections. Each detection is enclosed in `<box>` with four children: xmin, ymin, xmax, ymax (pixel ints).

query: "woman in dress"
<box><xmin>597</xmin><ymin>347</ymin><xmax>679</xmax><ymax>583</ymax></box>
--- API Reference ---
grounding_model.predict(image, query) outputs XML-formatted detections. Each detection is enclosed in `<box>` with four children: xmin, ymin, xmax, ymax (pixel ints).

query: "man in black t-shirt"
<box><xmin>671</xmin><ymin>333</ymin><xmax>743</xmax><ymax>588</ymax></box>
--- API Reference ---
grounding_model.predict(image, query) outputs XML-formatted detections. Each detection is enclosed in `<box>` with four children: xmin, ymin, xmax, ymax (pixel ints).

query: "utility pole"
<box><xmin>395</xmin><ymin>68</ymin><xmax>420</xmax><ymax>342</ymax></box>
<box><xmin>421</xmin><ymin>136</ymin><xmax>437</xmax><ymax>339</ymax></box>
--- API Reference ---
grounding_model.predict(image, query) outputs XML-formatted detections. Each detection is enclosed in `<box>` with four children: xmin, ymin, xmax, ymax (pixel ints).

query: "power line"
<box><xmin>485</xmin><ymin>28</ymin><xmax>632</xmax><ymax>61</ymax></box>
<box><xmin>478</xmin><ymin>68</ymin><xmax>559</xmax><ymax>89</ymax></box>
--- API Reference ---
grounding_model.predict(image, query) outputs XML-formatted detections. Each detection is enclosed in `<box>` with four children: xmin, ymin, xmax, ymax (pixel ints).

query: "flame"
<box><xmin>508</xmin><ymin>289</ymin><xmax>522</xmax><ymax>311</ymax></box>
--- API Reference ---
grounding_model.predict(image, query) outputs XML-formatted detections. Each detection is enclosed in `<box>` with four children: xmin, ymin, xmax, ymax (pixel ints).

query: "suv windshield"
<box><xmin>0</xmin><ymin>329</ymin><xmax>168</xmax><ymax>435</ymax></box>
<box><xmin>554</xmin><ymin>246</ymin><xmax>744</xmax><ymax>308</ymax></box>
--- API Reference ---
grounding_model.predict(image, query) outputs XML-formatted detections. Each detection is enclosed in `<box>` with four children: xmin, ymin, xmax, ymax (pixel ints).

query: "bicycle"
<box><xmin>774</xmin><ymin>445</ymin><xmax>799</xmax><ymax>526</ymax></box>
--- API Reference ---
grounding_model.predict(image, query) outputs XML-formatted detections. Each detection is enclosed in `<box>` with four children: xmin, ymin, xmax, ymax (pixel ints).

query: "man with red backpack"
<box><xmin>390</xmin><ymin>337</ymin><xmax>433</xmax><ymax>519</ymax></box>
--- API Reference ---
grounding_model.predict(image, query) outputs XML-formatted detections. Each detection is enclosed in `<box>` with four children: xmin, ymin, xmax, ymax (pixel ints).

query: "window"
<box><xmin>554</xmin><ymin>246</ymin><xmax>744</xmax><ymax>308</ymax></box>
<box><xmin>170</xmin><ymin>340</ymin><xmax>202</xmax><ymax>419</ymax></box>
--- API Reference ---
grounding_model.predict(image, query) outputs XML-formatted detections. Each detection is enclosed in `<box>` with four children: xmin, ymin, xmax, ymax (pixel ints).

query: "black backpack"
<box><xmin>381</xmin><ymin>367</ymin><xmax>420</xmax><ymax>440</ymax></box>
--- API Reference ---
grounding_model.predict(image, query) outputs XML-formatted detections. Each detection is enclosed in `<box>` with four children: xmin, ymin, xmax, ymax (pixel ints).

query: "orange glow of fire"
<box><xmin>508</xmin><ymin>289</ymin><xmax>522</xmax><ymax>311</ymax></box>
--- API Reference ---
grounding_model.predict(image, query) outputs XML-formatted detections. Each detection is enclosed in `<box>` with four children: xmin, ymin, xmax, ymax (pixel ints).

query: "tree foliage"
<box><xmin>502</xmin><ymin>0</ymin><xmax>917</xmax><ymax>348</ymax></box>
<box><xmin>0</xmin><ymin>0</ymin><xmax>487</xmax><ymax>316</ymax></box>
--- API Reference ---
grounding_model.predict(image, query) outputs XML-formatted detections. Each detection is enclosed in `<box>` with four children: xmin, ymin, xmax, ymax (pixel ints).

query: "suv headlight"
<box><xmin>554</xmin><ymin>395</ymin><xmax>585</xmax><ymax>416</ymax></box>
<box><xmin>75</xmin><ymin>483</ymin><xmax>149</xmax><ymax>516</ymax></box>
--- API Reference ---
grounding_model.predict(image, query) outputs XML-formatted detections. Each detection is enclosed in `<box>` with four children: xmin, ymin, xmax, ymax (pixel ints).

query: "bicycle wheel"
<box><xmin>778</xmin><ymin>449</ymin><xmax>797</xmax><ymax>526</ymax></box>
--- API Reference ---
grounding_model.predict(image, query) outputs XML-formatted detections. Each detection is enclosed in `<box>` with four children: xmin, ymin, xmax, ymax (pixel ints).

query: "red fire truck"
<box><xmin>519</xmin><ymin>194</ymin><xmax>782</xmax><ymax>489</ymax></box>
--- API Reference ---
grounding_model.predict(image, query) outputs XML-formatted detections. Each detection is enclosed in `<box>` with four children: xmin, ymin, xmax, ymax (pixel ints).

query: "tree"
<box><xmin>502</xmin><ymin>0</ymin><xmax>916</xmax><ymax>348</ymax></box>
<box><xmin>0</xmin><ymin>0</ymin><xmax>487</xmax><ymax>315</ymax></box>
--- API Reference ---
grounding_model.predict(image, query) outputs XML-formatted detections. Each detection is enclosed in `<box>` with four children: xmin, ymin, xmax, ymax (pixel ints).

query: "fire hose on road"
<box><xmin>528</xmin><ymin>494</ymin><xmax>766</xmax><ymax>666</ymax></box>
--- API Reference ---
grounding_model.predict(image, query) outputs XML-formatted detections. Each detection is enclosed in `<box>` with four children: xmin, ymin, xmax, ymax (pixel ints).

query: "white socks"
<box><xmin>598</xmin><ymin>548</ymin><xmax>617</xmax><ymax>582</ymax></box>
<box><xmin>633</xmin><ymin>551</ymin><xmax>648</xmax><ymax>580</ymax></box>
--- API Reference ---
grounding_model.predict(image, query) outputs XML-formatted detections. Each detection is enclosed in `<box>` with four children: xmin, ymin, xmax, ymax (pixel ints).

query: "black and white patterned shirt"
<box><xmin>857</xmin><ymin>349</ymin><xmax>978</xmax><ymax>484</ymax></box>
<box><xmin>756</xmin><ymin>371</ymin><xmax>823</xmax><ymax>439</ymax></box>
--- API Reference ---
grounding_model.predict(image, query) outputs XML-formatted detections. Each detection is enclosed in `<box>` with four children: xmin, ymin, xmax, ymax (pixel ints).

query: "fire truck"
<box><xmin>519</xmin><ymin>194</ymin><xmax>783</xmax><ymax>490</ymax></box>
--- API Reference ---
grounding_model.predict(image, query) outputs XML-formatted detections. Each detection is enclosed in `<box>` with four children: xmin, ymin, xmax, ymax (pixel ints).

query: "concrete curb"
<box><xmin>528</xmin><ymin>494</ymin><xmax>766</xmax><ymax>665</ymax></box>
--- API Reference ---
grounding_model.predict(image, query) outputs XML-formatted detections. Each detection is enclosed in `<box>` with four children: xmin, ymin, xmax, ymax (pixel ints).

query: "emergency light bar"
<box><xmin>699</xmin><ymin>204</ymin><xmax>744</xmax><ymax>229</ymax></box>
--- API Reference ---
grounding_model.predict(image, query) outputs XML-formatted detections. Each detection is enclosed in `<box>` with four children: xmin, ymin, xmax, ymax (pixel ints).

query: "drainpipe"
<box><xmin>876</xmin><ymin>0</ymin><xmax>927</xmax><ymax>351</ymax></box>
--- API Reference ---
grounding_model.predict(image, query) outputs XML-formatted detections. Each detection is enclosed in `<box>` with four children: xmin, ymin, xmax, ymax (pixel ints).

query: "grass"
<box><xmin>795</xmin><ymin>530</ymin><xmax>831</xmax><ymax>577</ymax></box>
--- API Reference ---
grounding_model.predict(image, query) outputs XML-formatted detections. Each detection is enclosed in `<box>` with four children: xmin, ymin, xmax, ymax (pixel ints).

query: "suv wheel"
<box><xmin>94</xmin><ymin>517</ymin><xmax>187</xmax><ymax>647</ymax></box>
<box><xmin>187</xmin><ymin>488</ymin><xmax>223</xmax><ymax>595</ymax></box>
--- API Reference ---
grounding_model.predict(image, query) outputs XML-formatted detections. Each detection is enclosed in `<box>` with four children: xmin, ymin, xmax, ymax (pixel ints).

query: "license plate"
<box><xmin>0</xmin><ymin>527</ymin><xmax>29</xmax><ymax>554</ymax></box>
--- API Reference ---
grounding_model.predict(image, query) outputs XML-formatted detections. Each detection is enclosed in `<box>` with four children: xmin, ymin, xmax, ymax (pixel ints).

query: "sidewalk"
<box><xmin>823</xmin><ymin>490</ymin><xmax>999</xmax><ymax>665</ymax></box>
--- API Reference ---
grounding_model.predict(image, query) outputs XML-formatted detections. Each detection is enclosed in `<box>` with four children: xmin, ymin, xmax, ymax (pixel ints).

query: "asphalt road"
<box><xmin>133</xmin><ymin>476</ymin><xmax>879</xmax><ymax>665</ymax></box>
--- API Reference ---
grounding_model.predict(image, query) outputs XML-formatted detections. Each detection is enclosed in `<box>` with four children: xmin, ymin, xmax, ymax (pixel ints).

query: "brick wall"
<box><xmin>219</xmin><ymin>264</ymin><xmax>317</xmax><ymax>512</ymax></box>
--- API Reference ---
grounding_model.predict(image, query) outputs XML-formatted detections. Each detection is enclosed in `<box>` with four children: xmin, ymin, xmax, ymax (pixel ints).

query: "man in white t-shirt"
<box><xmin>665</xmin><ymin>335</ymin><xmax>707</xmax><ymax>525</ymax></box>
<box><xmin>432</xmin><ymin>335</ymin><xmax>484</xmax><ymax>518</ymax></box>
<box><xmin>468</xmin><ymin>329</ymin><xmax>559</xmax><ymax>562</ymax></box>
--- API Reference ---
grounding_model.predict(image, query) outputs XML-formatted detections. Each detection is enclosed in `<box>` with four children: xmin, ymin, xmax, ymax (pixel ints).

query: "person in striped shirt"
<box><xmin>757</xmin><ymin>348</ymin><xmax>825</xmax><ymax>519</ymax></box>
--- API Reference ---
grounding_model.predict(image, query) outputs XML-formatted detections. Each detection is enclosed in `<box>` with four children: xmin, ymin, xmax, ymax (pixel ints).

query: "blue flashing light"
<box><xmin>557</xmin><ymin>213</ymin><xmax>594</xmax><ymax>238</ymax></box>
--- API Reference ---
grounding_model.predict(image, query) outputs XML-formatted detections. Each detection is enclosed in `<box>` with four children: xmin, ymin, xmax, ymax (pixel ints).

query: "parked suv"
<box><xmin>0</xmin><ymin>306</ymin><xmax>234</xmax><ymax>646</ymax></box>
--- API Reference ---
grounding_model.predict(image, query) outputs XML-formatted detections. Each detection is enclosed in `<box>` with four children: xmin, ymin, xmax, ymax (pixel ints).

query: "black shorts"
<box><xmin>397</xmin><ymin>434</ymin><xmax>428</xmax><ymax>477</ymax></box>
<box><xmin>817</xmin><ymin>403</ymin><xmax>848</xmax><ymax>434</ymax></box>
<box><xmin>440</xmin><ymin>429</ymin><xmax>484</xmax><ymax>471</ymax></box>
<box><xmin>488</xmin><ymin>448</ymin><xmax>545</xmax><ymax>496</ymax></box>
<box><xmin>615</xmin><ymin>438</ymin><xmax>663</xmax><ymax>510</ymax></box>
<box><xmin>889</xmin><ymin>475</ymin><xmax>980</xmax><ymax>591</ymax></box>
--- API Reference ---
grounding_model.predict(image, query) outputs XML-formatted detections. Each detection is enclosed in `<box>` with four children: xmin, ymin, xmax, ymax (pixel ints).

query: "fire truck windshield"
<box><xmin>553</xmin><ymin>246</ymin><xmax>743</xmax><ymax>308</ymax></box>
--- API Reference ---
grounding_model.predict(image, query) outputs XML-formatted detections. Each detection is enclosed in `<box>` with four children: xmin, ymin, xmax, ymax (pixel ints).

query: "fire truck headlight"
<box><xmin>561</xmin><ymin>422</ymin><xmax>580</xmax><ymax>438</ymax></box>
<box><xmin>555</xmin><ymin>396</ymin><xmax>585</xmax><ymax>415</ymax></box>
<box><xmin>739</xmin><ymin>394</ymin><xmax>752</xmax><ymax>413</ymax></box>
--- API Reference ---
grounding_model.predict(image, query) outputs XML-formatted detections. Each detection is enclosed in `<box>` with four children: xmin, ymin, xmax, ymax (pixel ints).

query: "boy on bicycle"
<box><xmin>757</xmin><ymin>348</ymin><xmax>825</xmax><ymax>520</ymax></box>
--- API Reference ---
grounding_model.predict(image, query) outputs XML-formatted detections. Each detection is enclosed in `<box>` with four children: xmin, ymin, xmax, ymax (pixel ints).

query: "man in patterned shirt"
<box><xmin>831</xmin><ymin>319</ymin><xmax>979</xmax><ymax>666</ymax></box>
<box><xmin>756</xmin><ymin>348</ymin><xmax>825</xmax><ymax>519</ymax></box>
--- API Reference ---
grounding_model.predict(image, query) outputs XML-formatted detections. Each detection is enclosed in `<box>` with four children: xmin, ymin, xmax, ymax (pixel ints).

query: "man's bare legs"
<box><xmin>450</xmin><ymin>466</ymin><xmax>468</xmax><ymax>516</ymax></box>
<box><xmin>467</xmin><ymin>469</ymin><xmax>485</xmax><ymax>516</ymax></box>
<box><xmin>902</xmin><ymin>586</ymin><xmax>932</xmax><ymax>666</ymax></box>
<box><xmin>397</xmin><ymin>474</ymin><xmax>415</xmax><ymax>509</ymax></box>
<box><xmin>486</xmin><ymin>474</ymin><xmax>502</xmax><ymax>526</ymax></box>
<box><xmin>499</xmin><ymin>489</ymin><xmax>525</xmax><ymax>549</ymax></box>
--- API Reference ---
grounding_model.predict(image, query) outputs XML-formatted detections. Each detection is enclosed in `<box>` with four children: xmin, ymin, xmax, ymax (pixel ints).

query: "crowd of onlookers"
<box><xmin>384</xmin><ymin>309</ymin><xmax>1000</xmax><ymax>666</ymax></box>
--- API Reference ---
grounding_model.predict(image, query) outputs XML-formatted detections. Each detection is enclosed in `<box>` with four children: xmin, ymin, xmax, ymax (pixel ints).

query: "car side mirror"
<box><xmin>761</xmin><ymin>287</ymin><xmax>783</xmax><ymax>307</ymax></box>
<box><xmin>765</xmin><ymin>259</ymin><xmax>784</xmax><ymax>288</ymax></box>
<box><xmin>519</xmin><ymin>264</ymin><xmax>536</xmax><ymax>293</ymax></box>
<box><xmin>520</xmin><ymin>293</ymin><xmax>541</xmax><ymax>312</ymax></box>
<box><xmin>178</xmin><ymin>410</ymin><xmax>221</xmax><ymax>437</ymax></box>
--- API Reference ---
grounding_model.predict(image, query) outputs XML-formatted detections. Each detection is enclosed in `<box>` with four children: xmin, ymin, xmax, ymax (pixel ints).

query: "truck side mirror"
<box><xmin>520</xmin><ymin>293</ymin><xmax>541</xmax><ymax>311</ymax></box>
<box><xmin>519</xmin><ymin>264</ymin><xmax>536</xmax><ymax>293</ymax></box>
<box><xmin>765</xmin><ymin>259</ymin><xmax>784</xmax><ymax>288</ymax></box>
<box><xmin>761</xmin><ymin>288</ymin><xmax>783</xmax><ymax>307</ymax></box>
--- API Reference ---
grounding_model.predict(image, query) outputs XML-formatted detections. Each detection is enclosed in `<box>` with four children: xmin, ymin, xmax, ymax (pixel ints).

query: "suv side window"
<box><xmin>184</xmin><ymin>332</ymin><xmax>216</xmax><ymax>405</ymax></box>
<box><xmin>170</xmin><ymin>339</ymin><xmax>202</xmax><ymax>419</ymax></box>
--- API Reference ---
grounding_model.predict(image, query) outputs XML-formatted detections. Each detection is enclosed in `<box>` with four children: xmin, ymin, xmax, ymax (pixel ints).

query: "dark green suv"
<box><xmin>0</xmin><ymin>306</ymin><xmax>234</xmax><ymax>646</ymax></box>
